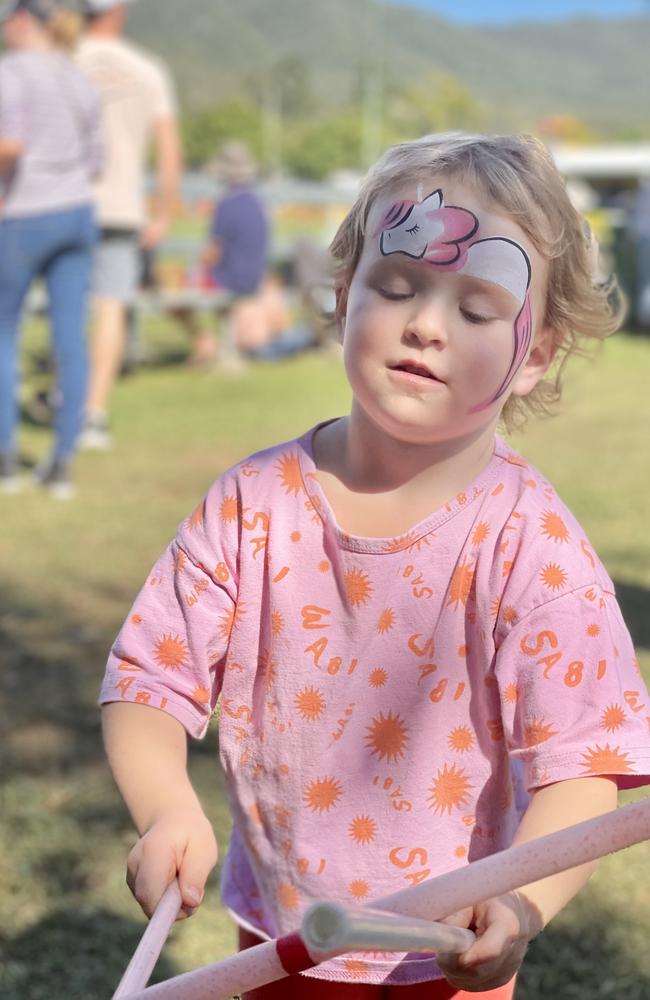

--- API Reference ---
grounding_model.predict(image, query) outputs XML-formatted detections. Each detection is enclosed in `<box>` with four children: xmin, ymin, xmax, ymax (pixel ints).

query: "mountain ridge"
<box><xmin>125</xmin><ymin>0</ymin><xmax>650</xmax><ymax>135</ymax></box>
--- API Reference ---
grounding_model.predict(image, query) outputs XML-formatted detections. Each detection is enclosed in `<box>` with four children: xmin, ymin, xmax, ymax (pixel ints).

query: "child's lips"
<box><xmin>389</xmin><ymin>360</ymin><xmax>445</xmax><ymax>383</ymax></box>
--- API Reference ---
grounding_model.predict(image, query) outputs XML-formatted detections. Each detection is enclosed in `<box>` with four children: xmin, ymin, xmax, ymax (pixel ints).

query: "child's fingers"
<box><xmin>178</xmin><ymin>829</ymin><xmax>219</xmax><ymax>914</ymax></box>
<box><xmin>438</xmin><ymin>906</ymin><xmax>474</xmax><ymax>930</ymax></box>
<box><xmin>457</xmin><ymin>919</ymin><xmax>518</xmax><ymax>969</ymax></box>
<box><xmin>127</xmin><ymin>839</ymin><xmax>179</xmax><ymax>919</ymax></box>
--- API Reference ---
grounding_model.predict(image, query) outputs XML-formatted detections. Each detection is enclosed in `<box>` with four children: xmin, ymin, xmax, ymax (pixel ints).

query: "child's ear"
<box><xmin>510</xmin><ymin>324</ymin><xmax>558</xmax><ymax>398</ymax></box>
<box><xmin>335</xmin><ymin>286</ymin><xmax>348</xmax><ymax>342</ymax></box>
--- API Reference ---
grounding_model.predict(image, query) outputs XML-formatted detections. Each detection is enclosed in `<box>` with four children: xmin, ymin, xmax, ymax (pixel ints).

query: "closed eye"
<box><xmin>405</xmin><ymin>223</ymin><xmax>420</xmax><ymax>235</ymax></box>
<box><xmin>378</xmin><ymin>287</ymin><xmax>413</xmax><ymax>301</ymax></box>
<box><xmin>460</xmin><ymin>306</ymin><xmax>494</xmax><ymax>324</ymax></box>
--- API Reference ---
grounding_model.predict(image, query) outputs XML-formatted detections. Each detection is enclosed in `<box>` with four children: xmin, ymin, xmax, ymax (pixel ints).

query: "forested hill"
<box><xmin>126</xmin><ymin>0</ymin><xmax>650</xmax><ymax>136</ymax></box>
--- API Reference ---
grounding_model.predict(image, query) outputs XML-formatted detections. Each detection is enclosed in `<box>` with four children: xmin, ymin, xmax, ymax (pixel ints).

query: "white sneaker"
<box><xmin>0</xmin><ymin>452</ymin><xmax>22</xmax><ymax>494</ymax></box>
<box><xmin>33</xmin><ymin>455</ymin><xmax>76</xmax><ymax>500</ymax></box>
<box><xmin>78</xmin><ymin>415</ymin><xmax>112</xmax><ymax>451</ymax></box>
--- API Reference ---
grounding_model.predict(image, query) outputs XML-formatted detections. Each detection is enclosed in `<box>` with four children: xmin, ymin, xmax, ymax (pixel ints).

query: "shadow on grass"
<box><xmin>1</xmin><ymin>907</ymin><xmax>180</xmax><ymax>1000</ymax></box>
<box><xmin>519</xmin><ymin>908</ymin><xmax>650</xmax><ymax>999</ymax></box>
<box><xmin>614</xmin><ymin>578</ymin><xmax>650</xmax><ymax>653</ymax></box>
<box><xmin>0</xmin><ymin>584</ymin><xmax>114</xmax><ymax>782</ymax></box>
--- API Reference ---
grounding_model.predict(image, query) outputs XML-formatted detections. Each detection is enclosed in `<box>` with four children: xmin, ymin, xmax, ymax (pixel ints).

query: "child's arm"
<box><xmin>437</xmin><ymin>775</ymin><xmax>618</xmax><ymax>991</ymax></box>
<box><xmin>102</xmin><ymin>702</ymin><xmax>218</xmax><ymax>920</ymax></box>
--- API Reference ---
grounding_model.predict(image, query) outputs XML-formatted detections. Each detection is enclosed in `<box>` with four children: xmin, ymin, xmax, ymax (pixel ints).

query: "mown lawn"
<box><xmin>1</xmin><ymin>319</ymin><xmax>649</xmax><ymax>999</ymax></box>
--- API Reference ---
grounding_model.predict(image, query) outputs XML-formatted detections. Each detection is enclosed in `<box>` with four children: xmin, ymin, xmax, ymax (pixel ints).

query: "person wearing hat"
<box><xmin>0</xmin><ymin>0</ymin><xmax>103</xmax><ymax>497</ymax></box>
<box><xmin>184</xmin><ymin>140</ymin><xmax>275</xmax><ymax>367</ymax></box>
<box><xmin>76</xmin><ymin>0</ymin><xmax>182</xmax><ymax>449</ymax></box>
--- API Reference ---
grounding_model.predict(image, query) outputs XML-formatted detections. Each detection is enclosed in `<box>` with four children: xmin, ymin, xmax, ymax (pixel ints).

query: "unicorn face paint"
<box><xmin>375</xmin><ymin>189</ymin><xmax>533</xmax><ymax>411</ymax></box>
<box><xmin>339</xmin><ymin>178</ymin><xmax>549</xmax><ymax>449</ymax></box>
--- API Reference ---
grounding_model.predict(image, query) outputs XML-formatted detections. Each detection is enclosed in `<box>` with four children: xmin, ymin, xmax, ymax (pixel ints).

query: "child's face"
<box><xmin>338</xmin><ymin>176</ymin><xmax>553</xmax><ymax>446</ymax></box>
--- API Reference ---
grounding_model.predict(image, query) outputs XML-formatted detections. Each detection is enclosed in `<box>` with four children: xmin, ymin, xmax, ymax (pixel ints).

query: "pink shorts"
<box><xmin>238</xmin><ymin>927</ymin><xmax>517</xmax><ymax>999</ymax></box>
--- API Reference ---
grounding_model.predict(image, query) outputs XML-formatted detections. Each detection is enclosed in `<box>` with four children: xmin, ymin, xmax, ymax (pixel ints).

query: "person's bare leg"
<box><xmin>86</xmin><ymin>295</ymin><xmax>127</xmax><ymax>417</ymax></box>
<box><xmin>168</xmin><ymin>305</ymin><xmax>218</xmax><ymax>366</ymax></box>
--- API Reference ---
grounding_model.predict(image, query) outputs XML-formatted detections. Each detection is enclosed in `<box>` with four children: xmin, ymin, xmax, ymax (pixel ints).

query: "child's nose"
<box><xmin>405</xmin><ymin>296</ymin><xmax>448</xmax><ymax>346</ymax></box>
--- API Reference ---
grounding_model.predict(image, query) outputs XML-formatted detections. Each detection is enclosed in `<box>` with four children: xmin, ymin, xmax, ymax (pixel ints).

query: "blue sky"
<box><xmin>389</xmin><ymin>0</ymin><xmax>648</xmax><ymax>24</ymax></box>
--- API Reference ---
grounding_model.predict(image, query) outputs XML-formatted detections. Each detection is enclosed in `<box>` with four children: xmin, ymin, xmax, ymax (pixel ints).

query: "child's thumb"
<box><xmin>178</xmin><ymin>840</ymin><xmax>217</xmax><ymax>911</ymax></box>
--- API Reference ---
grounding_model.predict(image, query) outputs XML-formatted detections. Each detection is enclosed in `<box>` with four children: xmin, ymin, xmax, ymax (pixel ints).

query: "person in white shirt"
<box><xmin>77</xmin><ymin>0</ymin><xmax>182</xmax><ymax>449</ymax></box>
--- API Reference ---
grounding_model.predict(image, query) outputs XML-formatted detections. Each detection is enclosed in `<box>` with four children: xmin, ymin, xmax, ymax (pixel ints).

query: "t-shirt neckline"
<box><xmin>296</xmin><ymin>421</ymin><xmax>505</xmax><ymax>554</ymax></box>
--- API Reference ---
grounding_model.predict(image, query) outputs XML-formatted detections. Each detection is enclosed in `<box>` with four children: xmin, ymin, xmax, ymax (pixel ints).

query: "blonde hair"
<box><xmin>46</xmin><ymin>7</ymin><xmax>82</xmax><ymax>51</ymax></box>
<box><xmin>330</xmin><ymin>132</ymin><xmax>625</xmax><ymax>430</ymax></box>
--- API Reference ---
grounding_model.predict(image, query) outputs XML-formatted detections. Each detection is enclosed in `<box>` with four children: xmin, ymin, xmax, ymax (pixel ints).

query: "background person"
<box><xmin>76</xmin><ymin>0</ymin><xmax>181</xmax><ymax>449</ymax></box>
<box><xmin>99</xmin><ymin>133</ymin><xmax>650</xmax><ymax>998</ymax></box>
<box><xmin>173</xmin><ymin>141</ymin><xmax>272</xmax><ymax>369</ymax></box>
<box><xmin>0</xmin><ymin>0</ymin><xmax>102</xmax><ymax>498</ymax></box>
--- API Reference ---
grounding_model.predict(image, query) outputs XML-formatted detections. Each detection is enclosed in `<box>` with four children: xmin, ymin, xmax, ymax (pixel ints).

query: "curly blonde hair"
<box><xmin>330</xmin><ymin>132</ymin><xmax>625</xmax><ymax>430</ymax></box>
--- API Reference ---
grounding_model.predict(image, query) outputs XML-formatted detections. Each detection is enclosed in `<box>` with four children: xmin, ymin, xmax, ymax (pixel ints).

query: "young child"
<box><xmin>100</xmin><ymin>133</ymin><xmax>650</xmax><ymax>999</ymax></box>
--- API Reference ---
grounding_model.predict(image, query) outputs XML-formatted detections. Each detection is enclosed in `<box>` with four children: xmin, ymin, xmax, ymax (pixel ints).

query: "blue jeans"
<box><xmin>0</xmin><ymin>203</ymin><xmax>97</xmax><ymax>459</ymax></box>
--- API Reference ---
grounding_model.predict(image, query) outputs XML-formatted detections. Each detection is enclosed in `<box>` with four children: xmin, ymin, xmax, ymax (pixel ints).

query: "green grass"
<box><xmin>1</xmin><ymin>323</ymin><xmax>649</xmax><ymax>999</ymax></box>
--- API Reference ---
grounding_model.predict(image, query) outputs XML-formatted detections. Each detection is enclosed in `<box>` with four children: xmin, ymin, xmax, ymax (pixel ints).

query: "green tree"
<box><xmin>284</xmin><ymin>109</ymin><xmax>364</xmax><ymax>180</ymax></box>
<box><xmin>386</xmin><ymin>70</ymin><xmax>485</xmax><ymax>141</ymax></box>
<box><xmin>181</xmin><ymin>101</ymin><xmax>263</xmax><ymax>168</ymax></box>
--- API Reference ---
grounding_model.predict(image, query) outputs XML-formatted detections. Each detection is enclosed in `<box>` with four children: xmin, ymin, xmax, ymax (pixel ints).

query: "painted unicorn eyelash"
<box><xmin>405</xmin><ymin>223</ymin><xmax>420</xmax><ymax>235</ymax></box>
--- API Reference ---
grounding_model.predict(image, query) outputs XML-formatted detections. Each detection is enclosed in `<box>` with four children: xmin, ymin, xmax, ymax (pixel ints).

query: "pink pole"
<box><xmin>121</xmin><ymin>795</ymin><xmax>650</xmax><ymax>1000</ymax></box>
<box><xmin>112</xmin><ymin>881</ymin><xmax>183</xmax><ymax>999</ymax></box>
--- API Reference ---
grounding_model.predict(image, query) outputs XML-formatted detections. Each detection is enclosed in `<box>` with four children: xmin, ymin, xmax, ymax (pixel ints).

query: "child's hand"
<box><xmin>436</xmin><ymin>890</ymin><xmax>543</xmax><ymax>991</ymax></box>
<box><xmin>126</xmin><ymin>806</ymin><xmax>218</xmax><ymax>920</ymax></box>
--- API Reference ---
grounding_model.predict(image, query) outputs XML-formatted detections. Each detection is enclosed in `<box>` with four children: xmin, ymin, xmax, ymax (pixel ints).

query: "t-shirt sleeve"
<box><xmin>150</xmin><ymin>58</ymin><xmax>177</xmax><ymax>120</ymax></box>
<box><xmin>0</xmin><ymin>59</ymin><xmax>26</xmax><ymax>140</ymax></box>
<box><xmin>495</xmin><ymin>583</ymin><xmax>650</xmax><ymax>791</ymax></box>
<box><xmin>99</xmin><ymin>475</ymin><xmax>240</xmax><ymax>738</ymax></box>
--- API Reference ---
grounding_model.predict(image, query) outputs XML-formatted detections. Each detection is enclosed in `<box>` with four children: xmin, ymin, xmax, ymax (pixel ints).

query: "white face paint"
<box><xmin>376</xmin><ymin>189</ymin><xmax>534</xmax><ymax>410</ymax></box>
<box><xmin>460</xmin><ymin>238</ymin><xmax>531</xmax><ymax>308</ymax></box>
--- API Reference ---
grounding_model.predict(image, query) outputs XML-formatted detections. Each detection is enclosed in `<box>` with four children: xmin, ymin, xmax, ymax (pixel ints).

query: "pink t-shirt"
<box><xmin>101</xmin><ymin>426</ymin><xmax>650</xmax><ymax>986</ymax></box>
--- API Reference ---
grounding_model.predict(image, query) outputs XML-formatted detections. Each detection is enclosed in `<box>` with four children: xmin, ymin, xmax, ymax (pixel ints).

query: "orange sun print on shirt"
<box><xmin>217</xmin><ymin>602</ymin><xmax>245</xmax><ymax>641</ymax></box>
<box><xmin>153</xmin><ymin>633</ymin><xmax>189</xmax><ymax>670</ymax></box>
<box><xmin>447</xmin><ymin>558</ymin><xmax>475</xmax><ymax>610</ymax></box>
<box><xmin>524</xmin><ymin>718</ymin><xmax>558</xmax><ymax>747</ymax></box>
<box><xmin>540</xmin><ymin>511</ymin><xmax>570</xmax><ymax>543</ymax></box>
<box><xmin>580</xmin><ymin>744</ymin><xmax>635</xmax><ymax>775</ymax></box>
<box><xmin>348</xmin><ymin>879</ymin><xmax>370</xmax><ymax>900</ymax></box>
<box><xmin>343</xmin><ymin>958</ymin><xmax>371</xmax><ymax>979</ymax></box>
<box><xmin>369</xmin><ymin>668</ymin><xmax>388</xmax><ymax>688</ymax></box>
<box><xmin>277</xmin><ymin>882</ymin><xmax>300</xmax><ymax>911</ymax></box>
<box><xmin>365</xmin><ymin>709</ymin><xmax>409</xmax><ymax>763</ymax></box>
<box><xmin>448</xmin><ymin>726</ymin><xmax>476</xmax><ymax>753</ymax></box>
<box><xmin>377</xmin><ymin>608</ymin><xmax>396</xmax><ymax>633</ymax></box>
<box><xmin>427</xmin><ymin>763</ymin><xmax>474</xmax><ymax>815</ymax></box>
<box><xmin>219</xmin><ymin>495</ymin><xmax>240</xmax><ymax>523</ymax></box>
<box><xmin>304</xmin><ymin>776</ymin><xmax>343</xmax><ymax>812</ymax></box>
<box><xmin>187</xmin><ymin>501</ymin><xmax>204</xmax><ymax>530</ymax></box>
<box><xmin>600</xmin><ymin>704</ymin><xmax>627</xmax><ymax>733</ymax></box>
<box><xmin>471</xmin><ymin>521</ymin><xmax>490</xmax><ymax>546</ymax></box>
<box><xmin>540</xmin><ymin>563</ymin><xmax>568</xmax><ymax>591</ymax></box>
<box><xmin>192</xmin><ymin>685</ymin><xmax>211</xmax><ymax>705</ymax></box>
<box><xmin>349</xmin><ymin>815</ymin><xmax>378</xmax><ymax>845</ymax></box>
<box><xmin>276</xmin><ymin>453</ymin><xmax>304</xmax><ymax>495</ymax></box>
<box><xmin>504</xmin><ymin>682</ymin><xmax>519</xmax><ymax>704</ymax></box>
<box><xmin>294</xmin><ymin>686</ymin><xmax>326</xmax><ymax>721</ymax></box>
<box><xmin>271</xmin><ymin>609</ymin><xmax>285</xmax><ymax>637</ymax></box>
<box><xmin>344</xmin><ymin>567</ymin><xmax>374</xmax><ymax>607</ymax></box>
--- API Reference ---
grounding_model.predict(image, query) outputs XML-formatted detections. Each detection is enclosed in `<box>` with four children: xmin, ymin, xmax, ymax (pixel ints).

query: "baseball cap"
<box><xmin>0</xmin><ymin>0</ymin><xmax>56</xmax><ymax>21</ymax></box>
<box><xmin>81</xmin><ymin>0</ymin><xmax>137</xmax><ymax>12</ymax></box>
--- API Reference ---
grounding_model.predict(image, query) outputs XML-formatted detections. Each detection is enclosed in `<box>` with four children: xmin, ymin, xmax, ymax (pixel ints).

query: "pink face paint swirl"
<box><xmin>376</xmin><ymin>189</ymin><xmax>478</xmax><ymax>267</ymax></box>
